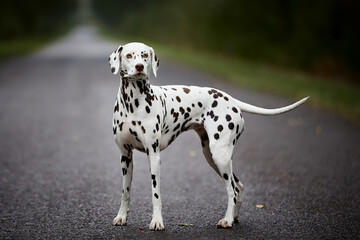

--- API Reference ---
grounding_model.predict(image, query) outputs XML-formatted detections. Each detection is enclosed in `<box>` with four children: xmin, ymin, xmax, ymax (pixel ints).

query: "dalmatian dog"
<box><xmin>108</xmin><ymin>42</ymin><xmax>308</xmax><ymax>231</ymax></box>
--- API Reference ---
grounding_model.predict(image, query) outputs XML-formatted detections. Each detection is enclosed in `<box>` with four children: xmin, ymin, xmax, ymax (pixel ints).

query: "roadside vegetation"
<box><xmin>0</xmin><ymin>0</ymin><xmax>77</xmax><ymax>59</ymax></box>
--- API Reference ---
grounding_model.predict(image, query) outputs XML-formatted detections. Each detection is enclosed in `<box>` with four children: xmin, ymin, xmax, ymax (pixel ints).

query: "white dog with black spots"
<box><xmin>108</xmin><ymin>42</ymin><xmax>309</xmax><ymax>230</ymax></box>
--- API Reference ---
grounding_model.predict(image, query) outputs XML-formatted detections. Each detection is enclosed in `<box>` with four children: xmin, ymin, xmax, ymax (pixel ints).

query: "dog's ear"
<box><xmin>108</xmin><ymin>46</ymin><xmax>123</xmax><ymax>75</ymax></box>
<box><xmin>150</xmin><ymin>47</ymin><xmax>159</xmax><ymax>77</ymax></box>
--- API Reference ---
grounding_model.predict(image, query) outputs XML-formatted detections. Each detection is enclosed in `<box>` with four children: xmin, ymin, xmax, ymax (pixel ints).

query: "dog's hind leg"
<box><xmin>197</xmin><ymin>126</ymin><xmax>244</xmax><ymax>226</ymax></box>
<box><xmin>196</xmin><ymin>127</ymin><xmax>221</xmax><ymax>177</ymax></box>
<box><xmin>205</xmin><ymin>126</ymin><xmax>239</xmax><ymax>228</ymax></box>
<box><xmin>232</xmin><ymin>173</ymin><xmax>244</xmax><ymax>223</ymax></box>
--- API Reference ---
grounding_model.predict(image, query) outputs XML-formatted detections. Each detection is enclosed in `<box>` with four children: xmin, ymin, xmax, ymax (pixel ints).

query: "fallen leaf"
<box><xmin>288</xmin><ymin>118</ymin><xmax>303</xmax><ymax>127</ymax></box>
<box><xmin>315</xmin><ymin>126</ymin><xmax>322</xmax><ymax>134</ymax></box>
<box><xmin>189</xmin><ymin>151</ymin><xmax>197</xmax><ymax>157</ymax></box>
<box><xmin>256</xmin><ymin>204</ymin><xmax>266</xmax><ymax>209</ymax></box>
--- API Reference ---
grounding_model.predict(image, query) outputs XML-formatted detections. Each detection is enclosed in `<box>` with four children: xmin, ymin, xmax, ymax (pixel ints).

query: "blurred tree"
<box><xmin>0</xmin><ymin>0</ymin><xmax>78</xmax><ymax>40</ymax></box>
<box><xmin>92</xmin><ymin>0</ymin><xmax>359</xmax><ymax>80</ymax></box>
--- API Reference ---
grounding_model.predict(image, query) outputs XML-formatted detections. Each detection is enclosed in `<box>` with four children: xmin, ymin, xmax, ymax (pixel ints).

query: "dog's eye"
<box><xmin>142</xmin><ymin>53</ymin><xmax>148</xmax><ymax>58</ymax></box>
<box><xmin>126</xmin><ymin>54</ymin><xmax>132</xmax><ymax>59</ymax></box>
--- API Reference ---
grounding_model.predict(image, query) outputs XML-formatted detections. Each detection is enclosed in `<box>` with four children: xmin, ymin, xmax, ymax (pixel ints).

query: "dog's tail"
<box><xmin>235</xmin><ymin>96</ymin><xmax>309</xmax><ymax>115</ymax></box>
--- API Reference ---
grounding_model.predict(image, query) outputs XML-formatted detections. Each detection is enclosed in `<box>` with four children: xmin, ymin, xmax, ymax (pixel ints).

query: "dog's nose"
<box><xmin>135</xmin><ymin>64</ymin><xmax>144</xmax><ymax>72</ymax></box>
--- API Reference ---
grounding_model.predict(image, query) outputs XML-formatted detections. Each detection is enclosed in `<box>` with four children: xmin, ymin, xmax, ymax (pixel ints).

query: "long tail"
<box><xmin>236</xmin><ymin>96</ymin><xmax>309</xmax><ymax>115</ymax></box>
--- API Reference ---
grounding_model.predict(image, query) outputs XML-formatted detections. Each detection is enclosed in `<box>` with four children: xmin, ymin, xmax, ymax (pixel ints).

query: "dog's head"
<box><xmin>108</xmin><ymin>42</ymin><xmax>159</xmax><ymax>80</ymax></box>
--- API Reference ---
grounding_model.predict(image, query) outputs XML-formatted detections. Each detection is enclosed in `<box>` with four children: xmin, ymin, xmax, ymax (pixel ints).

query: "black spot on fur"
<box><xmin>145</xmin><ymin>106</ymin><xmax>150</xmax><ymax>113</ymax></box>
<box><xmin>113</xmin><ymin>126</ymin><xmax>117</xmax><ymax>135</ymax></box>
<box><xmin>232</xmin><ymin>107</ymin><xmax>238</xmax><ymax>113</ymax></box>
<box><xmin>114</xmin><ymin>102</ymin><xmax>119</xmax><ymax>112</ymax></box>
<box><xmin>214</xmin><ymin>133</ymin><xmax>219</xmax><ymax>140</ymax></box>
<box><xmin>224</xmin><ymin>96</ymin><xmax>229</xmax><ymax>101</ymax></box>
<box><xmin>122</xmin><ymin>168</ymin><xmax>127</xmax><ymax>175</ymax></box>
<box><xmin>233</xmin><ymin>174</ymin><xmax>239</xmax><ymax>183</ymax></box>
<box><xmin>173</xmin><ymin>123</ymin><xmax>181</xmax><ymax>131</ymax></box>
<box><xmin>209</xmin><ymin>110</ymin><xmax>215</xmax><ymax>118</ymax></box>
<box><xmin>183</xmin><ymin>88</ymin><xmax>190</xmax><ymax>94</ymax></box>
<box><xmin>218</xmin><ymin>125</ymin><xmax>223</xmax><ymax>132</ymax></box>
<box><xmin>179</xmin><ymin>107</ymin><xmax>185</xmax><ymax>115</ymax></box>
<box><xmin>173</xmin><ymin>112</ymin><xmax>179</xmax><ymax>123</ymax></box>
<box><xmin>229</xmin><ymin>122</ymin><xmax>234</xmax><ymax>130</ymax></box>
<box><xmin>121</xmin><ymin>156</ymin><xmax>132</xmax><ymax>168</ymax></box>
<box><xmin>233</xmin><ymin>197</ymin><xmax>237</xmax><ymax>205</ymax></box>
<box><xmin>176</xmin><ymin>96</ymin><xmax>181</xmax><ymax>102</ymax></box>
<box><xmin>223</xmin><ymin>173</ymin><xmax>229</xmax><ymax>180</ymax></box>
<box><xmin>152</xmin><ymin>139</ymin><xmax>159</xmax><ymax>153</ymax></box>
<box><xmin>212</xmin><ymin>101</ymin><xmax>218</xmax><ymax>108</ymax></box>
<box><xmin>154</xmin><ymin>193</ymin><xmax>159</xmax><ymax>199</ymax></box>
<box><xmin>226</xmin><ymin>115</ymin><xmax>232</xmax><ymax>121</ymax></box>
<box><xmin>145</xmin><ymin>93</ymin><xmax>155</xmax><ymax>107</ymax></box>
<box><xmin>135</xmin><ymin>99</ymin><xmax>139</xmax><ymax>108</ymax></box>
<box><xmin>198</xmin><ymin>102</ymin><xmax>203</xmax><ymax>108</ymax></box>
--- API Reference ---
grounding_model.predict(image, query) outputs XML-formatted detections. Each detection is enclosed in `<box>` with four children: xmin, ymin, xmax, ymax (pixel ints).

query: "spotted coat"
<box><xmin>109</xmin><ymin>42</ymin><xmax>308</xmax><ymax>231</ymax></box>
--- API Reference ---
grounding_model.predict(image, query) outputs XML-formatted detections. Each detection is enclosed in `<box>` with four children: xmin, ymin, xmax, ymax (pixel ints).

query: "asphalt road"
<box><xmin>1</xmin><ymin>26</ymin><xmax>359</xmax><ymax>239</ymax></box>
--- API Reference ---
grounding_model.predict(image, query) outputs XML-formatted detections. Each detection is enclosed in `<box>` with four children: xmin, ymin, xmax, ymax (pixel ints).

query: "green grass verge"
<box><xmin>0</xmin><ymin>37</ymin><xmax>50</xmax><ymax>60</ymax></box>
<box><xmin>0</xmin><ymin>27</ymin><xmax>72</xmax><ymax>60</ymax></box>
<box><xmin>100</xmin><ymin>28</ymin><xmax>360</xmax><ymax>124</ymax></box>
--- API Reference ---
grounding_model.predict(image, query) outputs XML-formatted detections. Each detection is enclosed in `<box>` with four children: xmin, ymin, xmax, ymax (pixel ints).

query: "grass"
<box><xmin>103</xmin><ymin>28</ymin><xmax>360</xmax><ymax>124</ymax></box>
<box><xmin>0</xmin><ymin>37</ymin><xmax>51</xmax><ymax>60</ymax></box>
<box><xmin>0</xmin><ymin>27</ymin><xmax>71</xmax><ymax>60</ymax></box>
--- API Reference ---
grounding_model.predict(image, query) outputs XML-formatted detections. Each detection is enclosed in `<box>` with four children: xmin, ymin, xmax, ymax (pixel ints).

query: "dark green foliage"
<box><xmin>92</xmin><ymin>0</ymin><xmax>360</xmax><ymax>79</ymax></box>
<box><xmin>0</xmin><ymin>0</ymin><xmax>78</xmax><ymax>40</ymax></box>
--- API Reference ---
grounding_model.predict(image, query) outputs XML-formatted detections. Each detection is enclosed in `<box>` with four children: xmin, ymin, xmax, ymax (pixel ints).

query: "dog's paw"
<box><xmin>113</xmin><ymin>216</ymin><xmax>127</xmax><ymax>226</ymax></box>
<box><xmin>149</xmin><ymin>218</ymin><xmax>165</xmax><ymax>231</ymax></box>
<box><xmin>216</xmin><ymin>218</ymin><xmax>233</xmax><ymax>229</ymax></box>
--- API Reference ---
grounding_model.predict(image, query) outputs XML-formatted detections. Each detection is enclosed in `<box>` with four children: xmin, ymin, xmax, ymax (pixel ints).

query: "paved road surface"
<box><xmin>1</xmin><ymin>26</ymin><xmax>359</xmax><ymax>239</ymax></box>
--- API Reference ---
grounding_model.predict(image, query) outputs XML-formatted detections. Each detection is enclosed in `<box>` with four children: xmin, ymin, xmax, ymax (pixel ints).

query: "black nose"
<box><xmin>135</xmin><ymin>64</ymin><xmax>144</xmax><ymax>72</ymax></box>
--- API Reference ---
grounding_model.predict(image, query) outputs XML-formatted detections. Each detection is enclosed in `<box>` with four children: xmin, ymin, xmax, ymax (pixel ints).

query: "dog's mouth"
<box><xmin>134</xmin><ymin>72</ymin><xmax>146</xmax><ymax>78</ymax></box>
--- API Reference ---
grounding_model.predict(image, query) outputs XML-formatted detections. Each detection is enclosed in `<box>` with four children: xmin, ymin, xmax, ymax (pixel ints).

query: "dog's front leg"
<box><xmin>148</xmin><ymin>151</ymin><xmax>164</xmax><ymax>231</ymax></box>
<box><xmin>113</xmin><ymin>150</ymin><xmax>133</xmax><ymax>226</ymax></box>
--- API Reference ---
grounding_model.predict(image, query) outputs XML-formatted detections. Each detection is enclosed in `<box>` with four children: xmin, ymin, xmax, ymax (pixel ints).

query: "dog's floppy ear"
<box><xmin>150</xmin><ymin>47</ymin><xmax>159</xmax><ymax>77</ymax></box>
<box><xmin>108</xmin><ymin>46</ymin><xmax>123</xmax><ymax>75</ymax></box>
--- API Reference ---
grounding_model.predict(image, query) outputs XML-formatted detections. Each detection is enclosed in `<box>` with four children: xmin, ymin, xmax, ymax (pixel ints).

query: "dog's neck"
<box><xmin>117</xmin><ymin>77</ymin><xmax>153</xmax><ymax>114</ymax></box>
